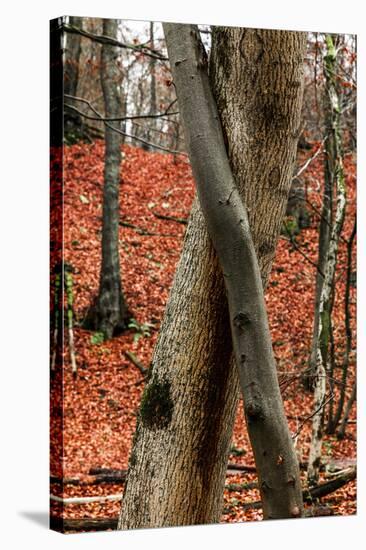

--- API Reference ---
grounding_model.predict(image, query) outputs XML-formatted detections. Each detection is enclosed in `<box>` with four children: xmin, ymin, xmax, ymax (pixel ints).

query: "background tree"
<box><xmin>307</xmin><ymin>35</ymin><xmax>347</xmax><ymax>485</ymax></box>
<box><xmin>83</xmin><ymin>18</ymin><xmax>130</xmax><ymax>339</ymax></box>
<box><xmin>118</xmin><ymin>25</ymin><xmax>307</xmax><ymax>529</ymax></box>
<box><xmin>64</xmin><ymin>16</ymin><xmax>83</xmax><ymax>141</ymax></box>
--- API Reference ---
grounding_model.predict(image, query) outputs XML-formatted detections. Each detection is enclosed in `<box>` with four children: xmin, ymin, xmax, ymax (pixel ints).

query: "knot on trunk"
<box><xmin>233</xmin><ymin>312</ymin><xmax>251</xmax><ymax>331</ymax></box>
<box><xmin>245</xmin><ymin>398</ymin><xmax>264</xmax><ymax>421</ymax></box>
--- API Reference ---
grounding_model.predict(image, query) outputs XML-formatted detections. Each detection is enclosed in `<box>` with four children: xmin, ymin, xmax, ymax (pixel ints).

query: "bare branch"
<box><xmin>282</xmin><ymin>225</ymin><xmax>325</xmax><ymax>278</ymax></box>
<box><xmin>292</xmin><ymin>393</ymin><xmax>334</xmax><ymax>439</ymax></box>
<box><xmin>65</xmin><ymin>94</ymin><xmax>178</xmax><ymax>122</ymax></box>
<box><xmin>62</xmin><ymin>94</ymin><xmax>186</xmax><ymax>156</ymax></box>
<box><xmin>293</xmin><ymin>138</ymin><xmax>327</xmax><ymax>179</ymax></box>
<box><xmin>62</xmin><ymin>23</ymin><xmax>168</xmax><ymax>61</ymax></box>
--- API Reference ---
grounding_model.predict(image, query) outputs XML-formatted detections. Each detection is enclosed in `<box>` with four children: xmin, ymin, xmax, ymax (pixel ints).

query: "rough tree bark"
<box><xmin>118</xmin><ymin>26</ymin><xmax>306</xmax><ymax>529</ymax></box>
<box><xmin>83</xmin><ymin>19</ymin><xmax>130</xmax><ymax>339</ymax></box>
<box><xmin>307</xmin><ymin>35</ymin><xmax>347</xmax><ymax>485</ymax></box>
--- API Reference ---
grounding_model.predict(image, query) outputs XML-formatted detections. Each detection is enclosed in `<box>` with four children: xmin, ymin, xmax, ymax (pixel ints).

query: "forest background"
<box><xmin>1</xmin><ymin>1</ymin><xmax>365</xmax><ymax>550</ymax></box>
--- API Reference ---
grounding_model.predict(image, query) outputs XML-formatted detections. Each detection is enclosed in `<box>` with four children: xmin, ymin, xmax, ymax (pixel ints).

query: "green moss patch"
<box><xmin>140</xmin><ymin>378</ymin><xmax>173</xmax><ymax>430</ymax></box>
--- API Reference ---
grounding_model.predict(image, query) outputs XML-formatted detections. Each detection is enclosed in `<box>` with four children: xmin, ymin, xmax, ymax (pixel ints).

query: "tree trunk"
<box><xmin>64</xmin><ymin>16</ymin><xmax>83</xmax><ymax>140</ymax></box>
<box><xmin>164</xmin><ymin>22</ymin><xmax>304</xmax><ymax>519</ymax></box>
<box><xmin>328</xmin><ymin>217</ymin><xmax>356</xmax><ymax>432</ymax></box>
<box><xmin>83</xmin><ymin>19</ymin><xmax>130</xmax><ymax>339</ymax></box>
<box><xmin>118</xmin><ymin>25</ymin><xmax>306</xmax><ymax>529</ymax></box>
<box><xmin>305</xmin><ymin>82</ymin><xmax>334</xmax><ymax>392</ymax></box>
<box><xmin>147</xmin><ymin>21</ymin><xmax>157</xmax><ymax>151</ymax></box>
<box><xmin>336</xmin><ymin>381</ymin><xmax>356</xmax><ymax>439</ymax></box>
<box><xmin>64</xmin><ymin>16</ymin><xmax>82</xmax><ymax>97</ymax></box>
<box><xmin>307</xmin><ymin>35</ymin><xmax>347</xmax><ymax>485</ymax></box>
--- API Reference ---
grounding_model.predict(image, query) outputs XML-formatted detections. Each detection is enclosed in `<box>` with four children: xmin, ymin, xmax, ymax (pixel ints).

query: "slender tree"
<box><xmin>329</xmin><ymin>217</ymin><xmax>356</xmax><ymax>433</ymax></box>
<box><xmin>83</xmin><ymin>19</ymin><xmax>130</xmax><ymax>339</ymax></box>
<box><xmin>307</xmin><ymin>34</ymin><xmax>347</xmax><ymax>485</ymax></box>
<box><xmin>118</xmin><ymin>25</ymin><xmax>306</xmax><ymax>529</ymax></box>
<box><xmin>64</xmin><ymin>16</ymin><xmax>83</xmax><ymax>139</ymax></box>
<box><xmin>147</xmin><ymin>22</ymin><xmax>157</xmax><ymax>150</ymax></box>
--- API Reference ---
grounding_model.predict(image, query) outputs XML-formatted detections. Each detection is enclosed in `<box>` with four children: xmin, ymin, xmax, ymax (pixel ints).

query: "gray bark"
<box><xmin>163</xmin><ymin>23</ymin><xmax>303</xmax><ymax>520</ymax></box>
<box><xmin>83</xmin><ymin>19</ymin><xmax>129</xmax><ymax>339</ymax></box>
<box><xmin>119</xmin><ymin>25</ymin><xmax>306</xmax><ymax>528</ymax></box>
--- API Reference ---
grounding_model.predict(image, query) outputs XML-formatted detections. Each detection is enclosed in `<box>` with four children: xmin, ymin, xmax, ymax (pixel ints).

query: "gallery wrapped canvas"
<box><xmin>50</xmin><ymin>16</ymin><xmax>357</xmax><ymax>533</ymax></box>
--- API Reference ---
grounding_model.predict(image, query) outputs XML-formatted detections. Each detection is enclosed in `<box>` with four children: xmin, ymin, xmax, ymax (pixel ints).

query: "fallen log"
<box><xmin>50</xmin><ymin>470</ymin><xmax>128</xmax><ymax>485</ymax></box>
<box><xmin>51</xmin><ymin>461</ymin><xmax>355</xmax><ymax>487</ymax></box>
<box><xmin>50</xmin><ymin>516</ymin><xmax>118</xmax><ymax>532</ymax></box>
<box><xmin>225</xmin><ymin>481</ymin><xmax>258</xmax><ymax>492</ymax></box>
<box><xmin>303</xmin><ymin>467</ymin><xmax>356</xmax><ymax>502</ymax></box>
<box><xmin>239</xmin><ymin>467</ymin><xmax>356</xmax><ymax>510</ymax></box>
<box><xmin>50</xmin><ymin>493</ymin><xmax>122</xmax><ymax>504</ymax></box>
<box><xmin>51</xmin><ymin>469</ymin><xmax>354</xmax><ymax>531</ymax></box>
<box><xmin>227</xmin><ymin>463</ymin><xmax>256</xmax><ymax>473</ymax></box>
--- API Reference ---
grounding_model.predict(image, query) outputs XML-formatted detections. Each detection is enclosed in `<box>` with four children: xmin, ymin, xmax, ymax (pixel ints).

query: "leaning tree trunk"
<box><xmin>118</xmin><ymin>26</ymin><xmax>306</xmax><ymax>529</ymax></box>
<box><xmin>83</xmin><ymin>19</ymin><xmax>129</xmax><ymax>339</ymax></box>
<box><xmin>307</xmin><ymin>34</ymin><xmax>347</xmax><ymax>485</ymax></box>
<box><xmin>163</xmin><ymin>22</ymin><xmax>304</xmax><ymax>520</ymax></box>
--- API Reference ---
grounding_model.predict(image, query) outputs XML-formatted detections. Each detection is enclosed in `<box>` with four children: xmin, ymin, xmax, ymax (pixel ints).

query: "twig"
<box><xmin>151</xmin><ymin>210</ymin><xmax>188</xmax><ymax>224</ymax></box>
<box><xmin>293</xmin><ymin>139</ymin><xmax>327</xmax><ymax>179</ymax></box>
<box><xmin>119</xmin><ymin>219</ymin><xmax>178</xmax><ymax>238</ymax></box>
<box><xmin>65</xmin><ymin>96</ymin><xmax>178</xmax><ymax>122</ymax></box>
<box><xmin>282</xmin><ymin>226</ymin><xmax>325</xmax><ymax>278</ymax></box>
<box><xmin>292</xmin><ymin>393</ymin><xmax>334</xmax><ymax>439</ymax></box>
<box><xmin>124</xmin><ymin>351</ymin><xmax>149</xmax><ymax>377</ymax></box>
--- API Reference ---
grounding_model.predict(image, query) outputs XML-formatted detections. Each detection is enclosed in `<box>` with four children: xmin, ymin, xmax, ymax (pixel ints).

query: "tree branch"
<box><xmin>65</xmin><ymin>95</ymin><xmax>178</xmax><ymax>122</ymax></box>
<box><xmin>61</xmin><ymin>94</ymin><xmax>186</xmax><ymax>156</ymax></box>
<box><xmin>62</xmin><ymin>23</ymin><xmax>168</xmax><ymax>61</ymax></box>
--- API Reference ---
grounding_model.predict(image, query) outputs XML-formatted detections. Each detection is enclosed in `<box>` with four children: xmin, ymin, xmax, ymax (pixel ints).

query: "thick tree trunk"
<box><xmin>83</xmin><ymin>19</ymin><xmax>129</xmax><ymax>339</ymax></box>
<box><xmin>307</xmin><ymin>35</ymin><xmax>347</xmax><ymax>485</ymax></box>
<box><xmin>119</xmin><ymin>26</ymin><xmax>306</xmax><ymax>529</ymax></box>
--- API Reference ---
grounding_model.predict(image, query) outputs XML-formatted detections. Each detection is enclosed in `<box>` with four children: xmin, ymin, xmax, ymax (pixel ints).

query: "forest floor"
<box><xmin>50</xmin><ymin>141</ymin><xmax>356</xmax><ymax>529</ymax></box>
